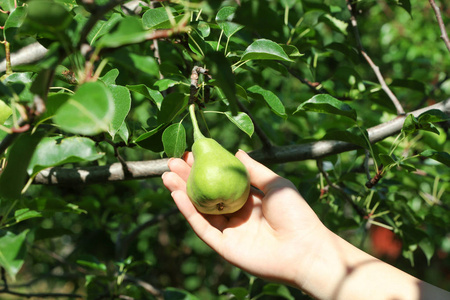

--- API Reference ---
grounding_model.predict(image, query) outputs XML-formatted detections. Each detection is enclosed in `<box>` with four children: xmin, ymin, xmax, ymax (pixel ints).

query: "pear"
<box><xmin>186</xmin><ymin>104</ymin><xmax>250</xmax><ymax>215</ymax></box>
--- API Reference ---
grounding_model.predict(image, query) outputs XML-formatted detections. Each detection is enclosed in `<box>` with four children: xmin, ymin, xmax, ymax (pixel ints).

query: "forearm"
<box><xmin>294</xmin><ymin>228</ymin><xmax>449</xmax><ymax>300</ymax></box>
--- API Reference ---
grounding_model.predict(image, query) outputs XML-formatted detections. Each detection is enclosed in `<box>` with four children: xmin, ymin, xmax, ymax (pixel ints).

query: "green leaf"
<box><xmin>153</xmin><ymin>78</ymin><xmax>184</xmax><ymax>92</ymax></box>
<box><xmin>262</xmin><ymin>283</ymin><xmax>294</xmax><ymax>300</ymax></box>
<box><xmin>280</xmin><ymin>44</ymin><xmax>303</xmax><ymax>57</ymax></box>
<box><xmin>402</xmin><ymin>111</ymin><xmax>446</xmax><ymax>136</ymax></box>
<box><xmin>162</xmin><ymin>123</ymin><xmax>186</xmax><ymax>158</ymax></box>
<box><xmin>157</xmin><ymin>93</ymin><xmax>188</xmax><ymax>124</ymax></box>
<box><xmin>0</xmin><ymin>230</ymin><xmax>29</xmax><ymax>281</ymax></box>
<box><xmin>216</xmin><ymin>6</ymin><xmax>244</xmax><ymax>38</ymax></box>
<box><xmin>402</xmin><ymin>114</ymin><xmax>418</xmax><ymax>136</ymax></box>
<box><xmin>135</xmin><ymin>124</ymin><xmax>165</xmax><ymax>143</ymax></box>
<box><xmin>320</xmin><ymin>14</ymin><xmax>348</xmax><ymax>35</ymax></box>
<box><xmin>164</xmin><ymin>287</ymin><xmax>200</xmax><ymax>300</ymax></box>
<box><xmin>3</xmin><ymin>5</ymin><xmax>27</xmax><ymax>41</ymax></box>
<box><xmin>98</xmin><ymin>16</ymin><xmax>148</xmax><ymax>48</ymax></box>
<box><xmin>27</xmin><ymin>136</ymin><xmax>104</xmax><ymax>176</ymax></box>
<box><xmin>100</xmin><ymin>68</ymin><xmax>120</xmax><ymax>85</ymax></box>
<box><xmin>417</xmin><ymin>109</ymin><xmax>449</xmax><ymax>124</ymax></box>
<box><xmin>205</xmin><ymin>51</ymin><xmax>238</xmax><ymax>115</ymax></box>
<box><xmin>399</xmin><ymin>162</ymin><xmax>416</xmax><ymax>172</ymax></box>
<box><xmin>0</xmin><ymin>99</ymin><xmax>12</xmax><ymax>124</ymax></box>
<box><xmin>188</xmin><ymin>28</ymin><xmax>213</xmax><ymax>57</ymax></box>
<box><xmin>108</xmin><ymin>85</ymin><xmax>131</xmax><ymax>138</ymax></box>
<box><xmin>14</xmin><ymin>208</ymin><xmax>42</xmax><ymax>223</ymax></box>
<box><xmin>88</xmin><ymin>13</ymin><xmax>123</xmax><ymax>45</ymax></box>
<box><xmin>294</xmin><ymin>94</ymin><xmax>357</xmax><ymax>121</ymax></box>
<box><xmin>0</xmin><ymin>0</ymin><xmax>16</xmax><ymax>12</ymax></box>
<box><xmin>25</xmin><ymin>0</ymin><xmax>72</xmax><ymax>31</ymax></box>
<box><xmin>128</xmin><ymin>53</ymin><xmax>160</xmax><ymax>78</ymax></box>
<box><xmin>127</xmin><ymin>84</ymin><xmax>163</xmax><ymax>109</ymax></box>
<box><xmin>419</xmin><ymin>238</ymin><xmax>434</xmax><ymax>265</ymax></box>
<box><xmin>76</xmin><ymin>259</ymin><xmax>107</xmax><ymax>271</ymax></box>
<box><xmin>53</xmin><ymin>81</ymin><xmax>114</xmax><ymax>135</ymax></box>
<box><xmin>218</xmin><ymin>284</ymin><xmax>248</xmax><ymax>300</ymax></box>
<box><xmin>224</xmin><ymin>111</ymin><xmax>254</xmax><ymax>137</ymax></box>
<box><xmin>41</xmin><ymin>93</ymin><xmax>70</xmax><ymax>119</ymax></box>
<box><xmin>247</xmin><ymin>85</ymin><xmax>287</xmax><ymax>119</ymax></box>
<box><xmin>241</xmin><ymin>39</ymin><xmax>294</xmax><ymax>62</ymax></box>
<box><xmin>142</xmin><ymin>7</ymin><xmax>182</xmax><ymax>30</ymax></box>
<box><xmin>0</xmin><ymin>131</ymin><xmax>45</xmax><ymax>200</ymax></box>
<box><xmin>379</xmin><ymin>153</ymin><xmax>396</xmax><ymax>167</ymax></box>
<box><xmin>420</xmin><ymin>150</ymin><xmax>450</xmax><ymax>167</ymax></box>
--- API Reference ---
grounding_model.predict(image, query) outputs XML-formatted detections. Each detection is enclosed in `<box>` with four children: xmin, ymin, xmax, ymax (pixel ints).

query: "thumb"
<box><xmin>235</xmin><ymin>150</ymin><xmax>295</xmax><ymax>194</ymax></box>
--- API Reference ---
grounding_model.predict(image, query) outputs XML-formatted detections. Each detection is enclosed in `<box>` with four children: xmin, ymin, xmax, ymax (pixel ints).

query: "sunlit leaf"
<box><xmin>108</xmin><ymin>85</ymin><xmax>131</xmax><ymax>138</ymax></box>
<box><xmin>224</xmin><ymin>111</ymin><xmax>254</xmax><ymax>137</ymax></box>
<box><xmin>242</xmin><ymin>39</ymin><xmax>293</xmax><ymax>62</ymax></box>
<box><xmin>127</xmin><ymin>84</ymin><xmax>163</xmax><ymax>109</ymax></box>
<box><xmin>248</xmin><ymin>85</ymin><xmax>286</xmax><ymax>119</ymax></box>
<box><xmin>162</xmin><ymin>123</ymin><xmax>186</xmax><ymax>158</ymax></box>
<box><xmin>98</xmin><ymin>16</ymin><xmax>148</xmax><ymax>48</ymax></box>
<box><xmin>14</xmin><ymin>208</ymin><xmax>42</xmax><ymax>223</ymax></box>
<box><xmin>53</xmin><ymin>82</ymin><xmax>114</xmax><ymax>135</ymax></box>
<box><xmin>216</xmin><ymin>6</ymin><xmax>244</xmax><ymax>38</ymax></box>
<box><xmin>294</xmin><ymin>94</ymin><xmax>357</xmax><ymax>121</ymax></box>
<box><xmin>28</xmin><ymin>136</ymin><xmax>104</xmax><ymax>176</ymax></box>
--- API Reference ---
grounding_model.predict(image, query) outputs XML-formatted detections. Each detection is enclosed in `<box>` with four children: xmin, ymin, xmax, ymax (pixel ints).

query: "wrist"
<box><xmin>292</xmin><ymin>227</ymin><xmax>425</xmax><ymax>300</ymax></box>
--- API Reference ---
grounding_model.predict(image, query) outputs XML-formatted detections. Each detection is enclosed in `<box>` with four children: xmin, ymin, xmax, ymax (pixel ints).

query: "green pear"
<box><xmin>186</xmin><ymin>104</ymin><xmax>250</xmax><ymax>215</ymax></box>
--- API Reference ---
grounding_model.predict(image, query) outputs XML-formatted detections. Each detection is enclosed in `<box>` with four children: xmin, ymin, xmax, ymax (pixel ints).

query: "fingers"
<box><xmin>182</xmin><ymin>151</ymin><xmax>194</xmax><ymax>166</ymax></box>
<box><xmin>167</xmin><ymin>157</ymin><xmax>191</xmax><ymax>182</ymax></box>
<box><xmin>162</xmin><ymin>171</ymin><xmax>186</xmax><ymax>193</ymax></box>
<box><xmin>235</xmin><ymin>150</ymin><xmax>296</xmax><ymax>194</ymax></box>
<box><xmin>171</xmin><ymin>190</ymin><xmax>224</xmax><ymax>251</ymax></box>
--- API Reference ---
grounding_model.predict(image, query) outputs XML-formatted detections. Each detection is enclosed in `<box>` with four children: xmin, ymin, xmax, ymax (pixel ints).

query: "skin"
<box><xmin>162</xmin><ymin>150</ymin><xmax>450</xmax><ymax>300</ymax></box>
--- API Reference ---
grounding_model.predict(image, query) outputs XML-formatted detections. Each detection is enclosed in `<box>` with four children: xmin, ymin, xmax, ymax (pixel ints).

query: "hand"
<box><xmin>162</xmin><ymin>150</ymin><xmax>327</xmax><ymax>286</ymax></box>
<box><xmin>162</xmin><ymin>150</ymin><xmax>450</xmax><ymax>300</ymax></box>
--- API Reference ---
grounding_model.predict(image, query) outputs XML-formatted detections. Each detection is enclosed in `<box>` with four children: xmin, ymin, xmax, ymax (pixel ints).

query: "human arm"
<box><xmin>162</xmin><ymin>150</ymin><xmax>449</xmax><ymax>300</ymax></box>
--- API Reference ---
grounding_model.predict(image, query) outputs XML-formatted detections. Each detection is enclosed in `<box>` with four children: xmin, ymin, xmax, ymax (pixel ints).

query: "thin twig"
<box><xmin>236</xmin><ymin>100</ymin><xmax>273</xmax><ymax>151</ymax></box>
<box><xmin>346</xmin><ymin>0</ymin><xmax>405</xmax><ymax>115</ymax></box>
<box><xmin>124</xmin><ymin>275</ymin><xmax>163</xmax><ymax>300</ymax></box>
<box><xmin>365</xmin><ymin>164</ymin><xmax>384</xmax><ymax>188</ymax></box>
<box><xmin>4</xmin><ymin>41</ymin><xmax>12</xmax><ymax>75</ymax></box>
<box><xmin>283</xmin><ymin>66</ymin><xmax>327</xmax><ymax>94</ymax></box>
<box><xmin>429</xmin><ymin>0</ymin><xmax>450</xmax><ymax>53</ymax></box>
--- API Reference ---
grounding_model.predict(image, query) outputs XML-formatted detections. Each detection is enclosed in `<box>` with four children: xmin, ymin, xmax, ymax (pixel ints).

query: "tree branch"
<box><xmin>346</xmin><ymin>0</ymin><xmax>405</xmax><ymax>115</ymax></box>
<box><xmin>0</xmin><ymin>42</ymin><xmax>48</xmax><ymax>73</ymax></box>
<box><xmin>33</xmin><ymin>158</ymin><xmax>170</xmax><ymax>185</ymax></box>
<box><xmin>0</xmin><ymin>289</ymin><xmax>83</xmax><ymax>298</ymax></box>
<box><xmin>429</xmin><ymin>0</ymin><xmax>450</xmax><ymax>53</ymax></box>
<box><xmin>250</xmin><ymin>99</ymin><xmax>448</xmax><ymax>164</ymax></box>
<box><xmin>30</xmin><ymin>100</ymin><xmax>449</xmax><ymax>185</ymax></box>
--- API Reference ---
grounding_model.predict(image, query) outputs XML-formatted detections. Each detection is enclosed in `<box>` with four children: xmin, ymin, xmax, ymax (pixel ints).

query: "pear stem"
<box><xmin>189</xmin><ymin>104</ymin><xmax>205</xmax><ymax>141</ymax></box>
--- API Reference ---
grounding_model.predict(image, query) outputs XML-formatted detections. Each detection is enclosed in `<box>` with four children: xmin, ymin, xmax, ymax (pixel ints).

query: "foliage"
<box><xmin>0</xmin><ymin>0</ymin><xmax>449</xmax><ymax>298</ymax></box>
